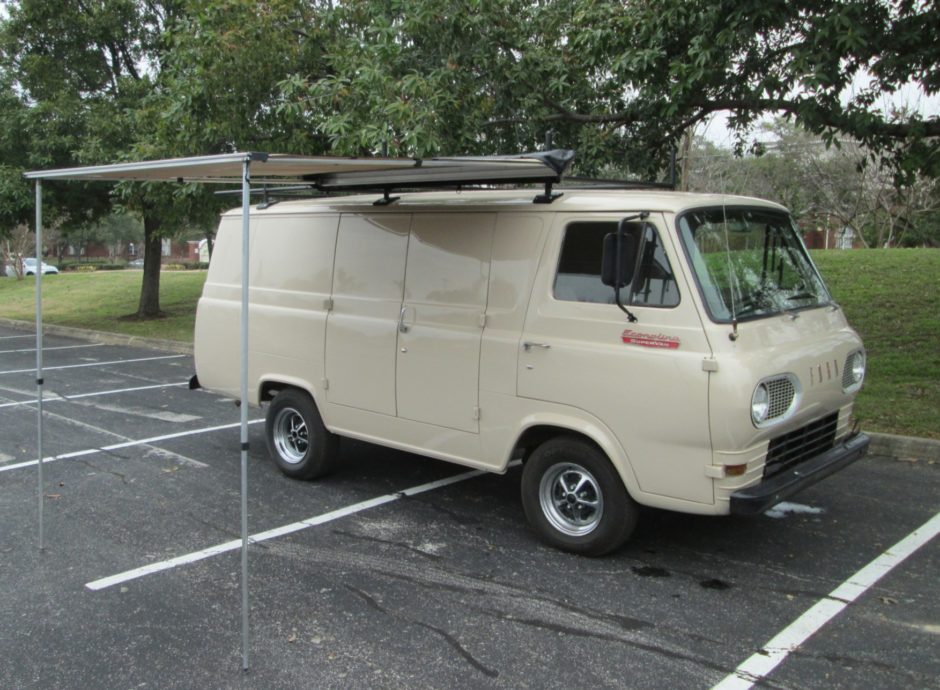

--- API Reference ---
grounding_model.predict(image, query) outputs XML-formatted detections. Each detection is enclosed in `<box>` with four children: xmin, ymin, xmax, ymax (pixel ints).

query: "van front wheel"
<box><xmin>265</xmin><ymin>389</ymin><xmax>338</xmax><ymax>480</ymax></box>
<box><xmin>521</xmin><ymin>438</ymin><xmax>637</xmax><ymax>556</ymax></box>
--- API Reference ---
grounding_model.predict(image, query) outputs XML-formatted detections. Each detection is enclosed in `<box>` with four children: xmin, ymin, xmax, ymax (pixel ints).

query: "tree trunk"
<box><xmin>137</xmin><ymin>214</ymin><xmax>163</xmax><ymax>318</ymax></box>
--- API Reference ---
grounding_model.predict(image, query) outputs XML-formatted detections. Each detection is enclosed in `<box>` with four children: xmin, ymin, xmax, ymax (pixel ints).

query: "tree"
<box><xmin>1</xmin><ymin>224</ymin><xmax>35</xmax><ymax>279</ymax></box>
<box><xmin>280</xmin><ymin>0</ymin><xmax>939</xmax><ymax>181</ymax></box>
<box><xmin>0</xmin><ymin>0</ymin><xmax>188</xmax><ymax>317</ymax></box>
<box><xmin>684</xmin><ymin>119</ymin><xmax>940</xmax><ymax>248</ymax></box>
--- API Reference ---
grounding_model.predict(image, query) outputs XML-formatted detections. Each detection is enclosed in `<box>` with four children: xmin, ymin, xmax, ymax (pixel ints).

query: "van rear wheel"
<box><xmin>265</xmin><ymin>389</ymin><xmax>337</xmax><ymax>480</ymax></box>
<box><xmin>521</xmin><ymin>437</ymin><xmax>637</xmax><ymax>556</ymax></box>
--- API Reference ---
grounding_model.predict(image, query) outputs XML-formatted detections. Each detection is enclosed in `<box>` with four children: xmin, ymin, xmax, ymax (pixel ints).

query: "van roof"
<box><xmin>223</xmin><ymin>189</ymin><xmax>788</xmax><ymax>217</ymax></box>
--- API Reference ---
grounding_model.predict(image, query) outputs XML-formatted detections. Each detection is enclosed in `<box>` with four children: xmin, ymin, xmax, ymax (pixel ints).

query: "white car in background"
<box><xmin>4</xmin><ymin>257</ymin><xmax>59</xmax><ymax>275</ymax></box>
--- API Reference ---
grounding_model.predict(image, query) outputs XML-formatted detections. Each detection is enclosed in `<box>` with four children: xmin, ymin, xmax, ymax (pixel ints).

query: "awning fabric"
<box><xmin>24</xmin><ymin>150</ymin><xmax>575</xmax><ymax>189</ymax></box>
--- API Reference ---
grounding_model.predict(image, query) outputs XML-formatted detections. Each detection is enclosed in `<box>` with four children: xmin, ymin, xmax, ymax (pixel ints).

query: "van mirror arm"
<box><xmin>614</xmin><ymin>212</ymin><xmax>649</xmax><ymax>323</ymax></box>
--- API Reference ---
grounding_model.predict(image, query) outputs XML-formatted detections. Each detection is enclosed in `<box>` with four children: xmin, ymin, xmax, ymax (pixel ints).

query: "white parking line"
<box><xmin>0</xmin><ymin>354</ymin><xmax>185</xmax><ymax>375</ymax></box>
<box><xmin>86</xmin><ymin>468</ymin><xmax>490</xmax><ymax>591</ymax></box>
<box><xmin>0</xmin><ymin>419</ymin><xmax>264</xmax><ymax>473</ymax></box>
<box><xmin>0</xmin><ymin>343</ymin><xmax>105</xmax><ymax>355</ymax></box>
<box><xmin>0</xmin><ymin>381</ymin><xmax>189</xmax><ymax>409</ymax></box>
<box><xmin>0</xmin><ymin>334</ymin><xmax>34</xmax><ymax>340</ymax></box>
<box><xmin>711</xmin><ymin>511</ymin><xmax>940</xmax><ymax>690</ymax></box>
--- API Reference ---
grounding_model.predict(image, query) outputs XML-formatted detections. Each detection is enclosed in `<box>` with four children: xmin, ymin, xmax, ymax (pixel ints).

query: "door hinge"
<box><xmin>321</xmin><ymin>378</ymin><xmax>329</xmax><ymax>390</ymax></box>
<box><xmin>702</xmin><ymin>358</ymin><xmax>719</xmax><ymax>373</ymax></box>
<box><xmin>323</xmin><ymin>298</ymin><xmax>333</xmax><ymax>311</ymax></box>
<box><xmin>472</xmin><ymin>406</ymin><xmax>480</xmax><ymax>421</ymax></box>
<box><xmin>479</xmin><ymin>313</ymin><xmax>487</xmax><ymax>329</ymax></box>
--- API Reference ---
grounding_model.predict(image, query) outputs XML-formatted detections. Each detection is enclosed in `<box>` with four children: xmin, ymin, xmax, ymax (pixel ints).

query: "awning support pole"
<box><xmin>35</xmin><ymin>180</ymin><xmax>45</xmax><ymax>551</ymax></box>
<box><xmin>240</xmin><ymin>157</ymin><xmax>251</xmax><ymax>672</ymax></box>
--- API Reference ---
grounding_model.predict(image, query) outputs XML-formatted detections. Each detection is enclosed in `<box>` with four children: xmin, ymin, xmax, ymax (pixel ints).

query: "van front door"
<box><xmin>396</xmin><ymin>214</ymin><xmax>495</xmax><ymax>433</ymax></box>
<box><xmin>518</xmin><ymin>215</ymin><xmax>715</xmax><ymax>505</ymax></box>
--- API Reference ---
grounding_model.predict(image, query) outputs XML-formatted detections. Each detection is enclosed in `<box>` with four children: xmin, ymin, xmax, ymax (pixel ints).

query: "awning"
<box><xmin>24</xmin><ymin>150</ymin><xmax>575</xmax><ymax>189</ymax></box>
<box><xmin>23</xmin><ymin>148</ymin><xmax>575</xmax><ymax>672</ymax></box>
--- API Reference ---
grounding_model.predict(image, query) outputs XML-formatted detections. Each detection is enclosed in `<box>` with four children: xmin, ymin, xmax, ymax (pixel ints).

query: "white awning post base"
<box><xmin>35</xmin><ymin>180</ymin><xmax>45</xmax><ymax>551</ymax></box>
<box><xmin>240</xmin><ymin>157</ymin><xmax>251</xmax><ymax>672</ymax></box>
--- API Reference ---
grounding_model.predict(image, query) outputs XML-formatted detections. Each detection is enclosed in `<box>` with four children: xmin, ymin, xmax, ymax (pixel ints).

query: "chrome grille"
<box><xmin>764</xmin><ymin>413</ymin><xmax>838</xmax><ymax>479</ymax></box>
<box><xmin>843</xmin><ymin>352</ymin><xmax>860</xmax><ymax>389</ymax></box>
<box><xmin>765</xmin><ymin>376</ymin><xmax>796</xmax><ymax>421</ymax></box>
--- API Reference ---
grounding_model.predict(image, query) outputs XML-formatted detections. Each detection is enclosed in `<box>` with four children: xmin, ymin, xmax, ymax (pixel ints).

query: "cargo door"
<box><xmin>396</xmin><ymin>213</ymin><xmax>495</xmax><ymax>433</ymax></box>
<box><xmin>325</xmin><ymin>213</ymin><xmax>411</xmax><ymax>415</ymax></box>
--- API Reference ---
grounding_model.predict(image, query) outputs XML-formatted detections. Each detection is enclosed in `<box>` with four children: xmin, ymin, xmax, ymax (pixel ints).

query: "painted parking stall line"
<box><xmin>0</xmin><ymin>343</ymin><xmax>105</xmax><ymax>355</ymax></box>
<box><xmin>0</xmin><ymin>354</ymin><xmax>185</xmax><ymax>376</ymax></box>
<box><xmin>0</xmin><ymin>381</ymin><xmax>189</xmax><ymax>409</ymax></box>
<box><xmin>86</xmin><ymin>467</ymin><xmax>492</xmax><ymax>591</ymax></box>
<box><xmin>0</xmin><ymin>419</ymin><xmax>264</xmax><ymax>473</ymax></box>
<box><xmin>711</xmin><ymin>511</ymin><xmax>940</xmax><ymax>690</ymax></box>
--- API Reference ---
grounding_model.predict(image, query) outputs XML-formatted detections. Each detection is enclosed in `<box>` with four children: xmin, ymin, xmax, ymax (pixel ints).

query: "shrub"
<box><xmin>59</xmin><ymin>258</ymin><xmax>126</xmax><ymax>272</ymax></box>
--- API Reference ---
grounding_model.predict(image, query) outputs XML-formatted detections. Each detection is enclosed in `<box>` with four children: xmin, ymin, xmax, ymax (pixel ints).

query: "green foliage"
<box><xmin>155</xmin><ymin>0</ymin><xmax>330</xmax><ymax>155</ymax></box>
<box><xmin>275</xmin><ymin>0</ymin><xmax>939</xmax><ymax>180</ymax></box>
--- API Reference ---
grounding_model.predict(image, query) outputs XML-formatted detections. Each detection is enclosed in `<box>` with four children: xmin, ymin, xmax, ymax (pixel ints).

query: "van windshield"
<box><xmin>677</xmin><ymin>207</ymin><xmax>831</xmax><ymax>322</ymax></box>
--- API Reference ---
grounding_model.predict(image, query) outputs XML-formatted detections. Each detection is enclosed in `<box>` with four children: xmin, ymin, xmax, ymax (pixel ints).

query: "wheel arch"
<box><xmin>259</xmin><ymin>376</ymin><xmax>319</xmax><ymax>406</ymax></box>
<box><xmin>510</xmin><ymin>414</ymin><xmax>641</xmax><ymax>500</ymax></box>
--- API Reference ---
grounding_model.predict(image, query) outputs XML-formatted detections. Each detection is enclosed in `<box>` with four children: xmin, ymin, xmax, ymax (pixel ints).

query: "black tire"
<box><xmin>521</xmin><ymin>437</ymin><xmax>638</xmax><ymax>556</ymax></box>
<box><xmin>264</xmin><ymin>388</ymin><xmax>338</xmax><ymax>480</ymax></box>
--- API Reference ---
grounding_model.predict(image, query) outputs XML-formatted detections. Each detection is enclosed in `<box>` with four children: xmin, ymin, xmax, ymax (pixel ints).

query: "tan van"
<box><xmin>193</xmin><ymin>188</ymin><xmax>869</xmax><ymax>555</ymax></box>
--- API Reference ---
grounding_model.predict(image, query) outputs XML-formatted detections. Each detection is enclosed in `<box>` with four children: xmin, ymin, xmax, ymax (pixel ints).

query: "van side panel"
<box><xmin>194</xmin><ymin>213</ymin><xmax>339</xmax><ymax>403</ymax></box>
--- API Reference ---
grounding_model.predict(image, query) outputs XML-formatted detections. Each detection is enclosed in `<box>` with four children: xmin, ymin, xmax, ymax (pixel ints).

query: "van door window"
<box><xmin>553</xmin><ymin>222</ymin><xmax>679</xmax><ymax>307</ymax></box>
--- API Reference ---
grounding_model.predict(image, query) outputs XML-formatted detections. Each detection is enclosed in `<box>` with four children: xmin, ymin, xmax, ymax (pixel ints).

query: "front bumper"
<box><xmin>729</xmin><ymin>432</ymin><xmax>870</xmax><ymax>515</ymax></box>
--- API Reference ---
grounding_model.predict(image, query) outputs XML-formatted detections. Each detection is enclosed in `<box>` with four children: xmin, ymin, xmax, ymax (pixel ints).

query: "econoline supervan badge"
<box><xmin>621</xmin><ymin>329</ymin><xmax>681</xmax><ymax>350</ymax></box>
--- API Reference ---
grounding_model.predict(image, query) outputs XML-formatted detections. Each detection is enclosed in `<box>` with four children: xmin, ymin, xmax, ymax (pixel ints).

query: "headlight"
<box><xmin>751</xmin><ymin>374</ymin><xmax>800</xmax><ymax>427</ymax></box>
<box><xmin>842</xmin><ymin>350</ymin><xmax>866</xmax><ymax>393</ymax></box>
<box><xmin>751</xmin><ymin>383</ymin><xmax>770</xmax><ymax>425</ymax></box>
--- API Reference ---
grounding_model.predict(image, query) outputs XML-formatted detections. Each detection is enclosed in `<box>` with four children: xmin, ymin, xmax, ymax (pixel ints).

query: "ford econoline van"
<box><xmin>193</xmin><ymin>188</ymin><xmax>869</xmax><ymax>555</ymax></box>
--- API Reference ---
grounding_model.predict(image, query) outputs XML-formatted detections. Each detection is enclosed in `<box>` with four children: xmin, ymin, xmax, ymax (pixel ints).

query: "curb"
<box><xmin>0</xmin><ymin>318</ymin><xmax>193</xmax><ymax>355</ymax></box>
<box><xmin>868</xmin><ymin>432</ymin><xmax>940</xmax><ymax>463</ymax></box>
<box><xmin>1</xmin><ymin>318</ymin><xmax>937</xmax><ymax>461</ymax></box>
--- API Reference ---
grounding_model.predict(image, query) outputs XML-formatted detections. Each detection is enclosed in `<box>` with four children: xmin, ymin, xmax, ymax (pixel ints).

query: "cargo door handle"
<box><xmin>398</xmin><ymin>306</ymin><xmax>410</xmax><ymax>333</ymax></box>
<box><xmin>523</xmin><ymin>341</ymin><xmax>551</xmax><ymax>351</ymax></box>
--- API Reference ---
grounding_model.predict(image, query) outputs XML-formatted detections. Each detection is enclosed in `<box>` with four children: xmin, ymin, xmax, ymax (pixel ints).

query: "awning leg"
<box><xmin>240</xmin><ymin>157</ymin><xmax>251</xmax><ymax>672</ymax></box>
<box><xmin>35</xmin><ymin>180</ymin><xmax>44</xmax><ymax>551</ymax></box>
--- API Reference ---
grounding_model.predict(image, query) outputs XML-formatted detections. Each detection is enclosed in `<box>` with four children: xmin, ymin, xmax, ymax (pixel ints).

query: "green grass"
<box><xmin>0</xmin><ymin>270</ymin><xmax>207</xmax><ymax>343</ymax></box>
<box><xmin>813</xmin><ymin>249</ymin><xmax>940</xmax><ymax>440</ymax></box>
<box><xmin>1</xmin><ymin>250</ymin><xmax>937</xmax><ymax>439</ymax></box>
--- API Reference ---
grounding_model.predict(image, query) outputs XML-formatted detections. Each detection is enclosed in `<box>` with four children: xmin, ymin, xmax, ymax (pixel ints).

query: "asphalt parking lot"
<box><xmin>0</xmin><ymin>323</ymin><xmax>937</xmax><ymax>690</ymax></box>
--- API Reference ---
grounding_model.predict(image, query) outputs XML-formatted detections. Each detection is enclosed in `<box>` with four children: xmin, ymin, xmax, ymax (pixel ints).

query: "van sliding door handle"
<box><xmin>523</xmin><ymin>341</ymin><xmax>551</xmax><ymax>351</ymax></box>
<box><xmin>398</xmin><ymin>306</ymin><xmax>410</xmax><ymax>333</ymax></box>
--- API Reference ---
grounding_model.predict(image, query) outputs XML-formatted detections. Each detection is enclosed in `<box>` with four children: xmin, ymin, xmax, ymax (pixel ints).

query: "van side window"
<box><xmin>553</xmin><ymin>222</ymin><xmax>679</xmax><ymax>307</ymax></box>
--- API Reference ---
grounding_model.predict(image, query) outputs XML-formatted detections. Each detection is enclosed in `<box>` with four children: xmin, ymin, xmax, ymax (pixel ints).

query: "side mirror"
<box><xmin>601</xmin><ymin>229</ymin><xmax>638</xmax><ymax>287</ymax></box>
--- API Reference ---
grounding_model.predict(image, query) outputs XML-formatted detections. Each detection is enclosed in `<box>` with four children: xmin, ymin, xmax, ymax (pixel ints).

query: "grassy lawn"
<box><xmin>0</xmin><ymin>270</ymin><xmax>206</xmax><ymax>343</ymax></box>
<box><xmin>813</xmin><ymin>249</ymin><xmax>940</xmax><ymax>440</ymax></box>
<box><xmin>1</xmin><ymin>250</ymin><xmax>937</xmax><ymax>439</ymax></box>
